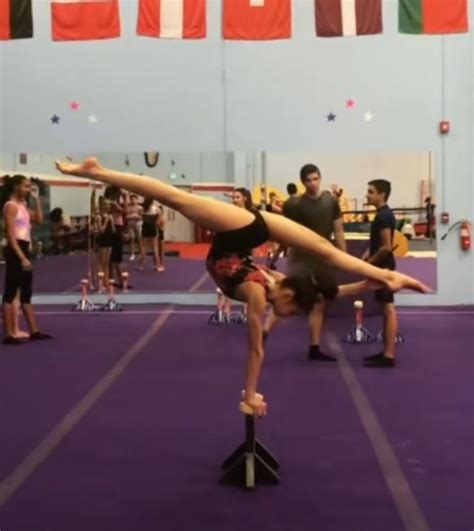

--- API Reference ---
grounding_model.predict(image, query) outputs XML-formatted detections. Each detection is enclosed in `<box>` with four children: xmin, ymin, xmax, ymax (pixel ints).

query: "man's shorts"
<box><xmin>286</xmin><ymin>252</ymin><xmax>338</xmax><ymax>301</ymax></box>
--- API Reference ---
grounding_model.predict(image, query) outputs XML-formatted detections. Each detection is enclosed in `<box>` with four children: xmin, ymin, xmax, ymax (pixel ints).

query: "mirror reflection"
<box><xmin>0</xmin><ymin>151</ymin><xmax>436</xmax><ymax>297</ymax></box>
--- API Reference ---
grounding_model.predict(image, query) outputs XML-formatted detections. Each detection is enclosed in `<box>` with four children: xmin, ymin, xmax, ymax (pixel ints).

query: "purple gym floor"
<box><xmin>0</xmin><ymin>255</ymin><xmax>437</xmax><ymax>294</ymax></box>
<box><xmin>0</xmin><ymin>308</ymin><xmax>472</xmax><ymax>531</ymax></box>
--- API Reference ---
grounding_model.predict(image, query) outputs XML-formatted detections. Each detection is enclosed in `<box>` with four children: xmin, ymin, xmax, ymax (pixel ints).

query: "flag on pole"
<box><xmin>0</xmin><ymin>0</ymin><xmax>33</xmax><ymax>40</ymax></box>
<box><xmin>315</xmin><ymin>0</ymin><xmax>382</xmax><ymax>37</ymax></box>
<box><xmin>51</xmin><ymin>0</ymin><xmax>121</xmax><ymax>41</ymax></box>
<box><xmin>223</xmin><ymin>0</ymin><xmax>291</xmax><ymax>40</ymax></box>
<box><xmin>137</xmin><ymin>0</ymin><xmax>206</xmax><ymax>39</ymax></box>
<box><xmin>399</xmin><ymin>0</ymin><xmax>468</xmax><ymax>34</ymax></box>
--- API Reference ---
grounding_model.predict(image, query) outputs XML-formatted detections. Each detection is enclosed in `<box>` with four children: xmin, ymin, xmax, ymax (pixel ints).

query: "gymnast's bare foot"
<box><xmin>55</xmin><ymin>157</ymin><xmax>101</xmax><ymax>178</ymax></box>
<box><xmin>12</xmin><ymin>329</ymin><xmax>29</xmax><ymax>339</ymax></box>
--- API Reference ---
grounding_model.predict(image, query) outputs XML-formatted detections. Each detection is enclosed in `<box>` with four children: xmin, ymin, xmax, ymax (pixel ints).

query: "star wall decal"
<box><xmin>88</xmin><ymin>114</ymin><xmax>98</xmax><ymax>124</ymax></box>
<box><xmin>51</xmin><ymin>114</ymin><xmax>60</xmax><ymax>124</ymax></box>
<box><xmin>70</xmin><ymin>101</ymin><xmax>80</xmax><ymax>111</ymax></box>
<box><xmin>326</xmin><ymin>112</ymin><xmax>336</xmax><ymax>122</ymax></box>
<box><xmin>363</xmin><ymin>111</ymin><xmax>375</xmax><ymax>123</ymax></box>
<box><xmin>346</xmin><ymin>99</ymin><xmax>355</xmax><ymax>109</ymax></box>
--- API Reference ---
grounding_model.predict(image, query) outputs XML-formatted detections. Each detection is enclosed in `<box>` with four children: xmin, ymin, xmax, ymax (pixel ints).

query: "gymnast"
<box><xmin>55</xmin><ymin>158</ymin><xmax>430</xmax><ymax>416</ymax></box>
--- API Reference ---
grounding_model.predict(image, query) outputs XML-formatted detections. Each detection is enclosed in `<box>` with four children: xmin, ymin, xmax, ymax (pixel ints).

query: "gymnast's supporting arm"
<box><xmin>238</xmin><ymin>283</ymin><xmax>268</xmax><ymax>417</ymax></box>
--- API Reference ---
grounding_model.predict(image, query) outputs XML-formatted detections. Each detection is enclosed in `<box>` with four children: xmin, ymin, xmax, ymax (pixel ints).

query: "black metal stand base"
<box><xmin>220</xmin><ymin>414</ymin><xmax>280</xmax><ymax>489</ymax></box>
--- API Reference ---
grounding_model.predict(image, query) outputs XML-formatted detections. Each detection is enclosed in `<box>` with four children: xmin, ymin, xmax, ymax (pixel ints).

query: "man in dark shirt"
<box><xmin>362</xmin><ymin>179</ymin><xmax>397</xmax><ymax>368</ymax></box>
<box><xmin>285</xmin><ymin>182</ymin><xmax>299</xmax><ymax>201</ymax></box>
<box><xmin>265</xmin><ymin>164</ymin><xmax>346</xmax><ymax>361</ymax></box>
<box><xmin>268</xmin><ymin>183</ymin><xmax>299</xmax><ymax>269</ymax></box>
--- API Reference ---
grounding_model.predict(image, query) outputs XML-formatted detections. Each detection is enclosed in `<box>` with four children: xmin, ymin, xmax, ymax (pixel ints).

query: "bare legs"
<box><xmin>98</xmin><ymin>247</ymin><xmax>111</xmax><ymax>290</ymax></box>
<box><xmin>382</xmin><ymin>303</ymin><xmax>397</xmax><ymax>359</ymax></box>
<box><xmin>55</xmin><ymin>158</ymin><xmax>255</xmax><ymax>233</ymax></box>
<box><xmin>55</xmin><ymin>158</ymin><xmax>429</xmax><ymax>294</ymax></box>
<box><xmin>2</xmin><ymin>303</ymin><xmax>15</xmax><ymax>338</ymax></box>
<box><xmin>140</xmin><ymin>237</ymin><xmax>160</xmax><ymax>270</ymax></box>
<box><xmin>308</xmin><ymin>301</ymin><xmax>325</xmax><ymax>346</ymax></box>
<box><xmin>12</xmin><ymin>292</ymin><xmax>29</xmax><ymax>338</ymax></box>
<box><xmin>157</xmin><ymin>237</ymin><xmax>165</xmax><ymax>271</ymax></box>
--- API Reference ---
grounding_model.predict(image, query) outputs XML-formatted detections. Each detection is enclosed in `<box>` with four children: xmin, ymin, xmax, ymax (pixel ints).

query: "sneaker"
<box><xmin>309</xmin><ymin>351</ymin><xmax>337</xmax><ymax>362</ymax></box>
<box><xmin>3</xmin><ymin>336</ymin><xmax>23</xmax><ymax>345</ymax></box>
<box><xmin>30</xmin><ymin>332</ymin><xmax>53</xmax><ymax>341</ymax></box>
<box><xmin>364</xmin><ymin>355</ymin><xmax>395</xmax><ymax>368</ymax></box>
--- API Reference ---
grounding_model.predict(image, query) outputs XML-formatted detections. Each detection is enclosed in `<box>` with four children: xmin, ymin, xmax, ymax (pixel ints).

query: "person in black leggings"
<box><xmin>2</xmin><ymin>175</ymin><xmax>52</xmax><ymax>345</ymax></box>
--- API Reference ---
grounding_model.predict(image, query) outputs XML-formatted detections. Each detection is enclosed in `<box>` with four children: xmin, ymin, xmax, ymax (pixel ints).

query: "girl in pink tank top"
<box><xmin>3</xmin><ymin>199</ymin><xmax>31</xmax><ymax>242</ymax></box>
<box><xmin>2</xmin><ymin>175</ymin><xmax>52</xmax><ymax>345</ymax></box>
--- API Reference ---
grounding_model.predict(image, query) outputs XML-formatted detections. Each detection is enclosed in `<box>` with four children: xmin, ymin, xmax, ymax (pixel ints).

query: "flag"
<box><xmin>137</xmin><ymin>0</ymin><xmax>206</xmax><ymax>39</ymax></box>
<box><xmin>51</xmin><ymin>0</ymin><xmax>121</xmax><ymax>41</ymax></box>
<box><xmin>0</xmin><ymin>0</ymin><xmax>33</xmax><ymax>40</ymax></box>
<box><xmin>399</xmin><ymin>0</ymin><xmax>468</xmax><ymax>34</ymax></box>
<box><xmin>315</xmin><ymin>0</ymin><xmax>382</xmax><ymax>37</ymax></box>
<box><xmin>223</xmin><ymin>0</ymin><xmax>291</xmax><ymax>40</ymax></box>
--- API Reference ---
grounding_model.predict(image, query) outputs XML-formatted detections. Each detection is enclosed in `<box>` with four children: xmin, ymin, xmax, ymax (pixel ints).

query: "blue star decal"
<box><xmin>326</xmin><ymin>112</ymin><xmax>336</xmax><ymax>122</ymax></box>
<box><xmin>51</xmin><ymin>114</ymin><xmax>60</xmax><ymax>124</ymax></box>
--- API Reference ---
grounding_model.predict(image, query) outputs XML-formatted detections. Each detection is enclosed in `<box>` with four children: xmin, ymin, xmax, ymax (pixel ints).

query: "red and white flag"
<box><xmin>315</xmin><ymin>0</ymin><xmax>383</xmax><ymax>37</ymax></box>
<box><xmin>137</xmin><ymin>0</ymin><xmax>206</xmax><ymax>39</ymax></box>
<box><xmin>223</xmin><ymin>0</ymin><xmax>291</xmax><ymax>40</ymax></box>
<box><xmin>51</xmin><ymin>0</ymin><xmax>121</xmax><ymax>41</ymax></box>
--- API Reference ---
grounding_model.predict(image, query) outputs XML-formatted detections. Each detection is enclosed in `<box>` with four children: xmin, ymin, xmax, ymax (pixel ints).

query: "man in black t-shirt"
<box><xmin>362</xmin><ymin>179</ymin><xmax>398</xmax><ymax>368</ymax></box>
<box><xmin>264</xmin><ymin>164</ymin><xmax>346</xmax><ymax>362</ymax></box>
<box><xmin>268</xmin><ymin>183</ymin><xmax>299</xmax><ymax>269</ymax></box>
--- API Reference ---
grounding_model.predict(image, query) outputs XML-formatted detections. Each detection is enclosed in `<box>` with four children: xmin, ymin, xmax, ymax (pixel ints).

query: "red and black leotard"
<box><xmin>206</xmin><ymin>210</ymin><xmax>273</xmax><ymax>299</ymax></box>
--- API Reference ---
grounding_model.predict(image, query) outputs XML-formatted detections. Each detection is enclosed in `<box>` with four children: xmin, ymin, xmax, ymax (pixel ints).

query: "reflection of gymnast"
<box><xmin>55</xmin><ymin>158</ymin><xmax>430</xmax><ymax>416</ymax></box>
<box><xmin>95</xmin><ymin>198</ymin><xmax>115</xmax><ymax>290</ymax></box>
<box><xmin>140</xmin><ymin>199</ymin><xmax>165</xmax><ymax>271</ymax></box>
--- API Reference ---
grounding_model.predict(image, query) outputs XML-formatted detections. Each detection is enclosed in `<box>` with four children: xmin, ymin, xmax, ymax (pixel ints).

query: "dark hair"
<box><xmin>104</xmin><ymin>185</ymin><xmax>121</xmax><ymax>200</ymax></box>
<box><xmin>286</xmin><ymin>183</ymin><xmax>297</xmax><ymax>195</ymax></box>
<box><xmin>299</xmin><ymin>164</ymin><xmax>321</xmax><ymax>183</ymax></box>
<box><xmin>142</xmin><ymin>197</ymin><xmax>154</xmax><ymax>212</ymax></box>
<box><xmin>281</xmin><ymin>274</ymin><xmax>339</xmax><ymax>313</ymax></box>
<box><xmin>234</xmin><ymin>187</ymin><xmax>253</xmax><ymax>210</ymax></box>
<box><xmin>30</xmin><ymin>176</ymin><xmax>44</xmax><ymax>194</ymax></box>
<box><xmin>49</xmin><ymin>207</ymin><xmax>64</xmax><ymax>223</ymax></box>
<box><xmin>368</xmin><ymin>179</ymin><xmax>391</xmax><ymax>201</ymax></box>
<box><xmin>1</xmin><ymin>174</ymin><xmax>28</xmax><ymax>208</ymax></box>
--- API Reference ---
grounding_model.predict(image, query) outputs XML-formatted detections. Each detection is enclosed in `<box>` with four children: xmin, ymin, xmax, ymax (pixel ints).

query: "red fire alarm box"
<box><xmin>439</xmin><ymin>121</ymin><xmax>450</xmax><ymax>135</ymax></box>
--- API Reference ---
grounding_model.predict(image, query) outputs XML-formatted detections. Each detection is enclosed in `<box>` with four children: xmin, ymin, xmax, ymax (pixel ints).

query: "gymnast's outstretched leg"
<box><xmin>56</xmin><ymin>158</ymin><xmax>255</xmax><ymax>234</ymax></box>
<box><xmin>55</xmin><ymin>158</ymin><xmax>429</xmax><ymax>294</ymax></box>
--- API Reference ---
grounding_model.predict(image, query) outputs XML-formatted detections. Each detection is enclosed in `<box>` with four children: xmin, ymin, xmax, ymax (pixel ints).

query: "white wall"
<box><xmin>264</xmin><ymin>151</ymin><xmax>434</xmax><ymax>212</ymax></box>
<box><xmin>2</xmin><ymin>2</ymin><xmax>474</xmax><ymax>303</ymax></box>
